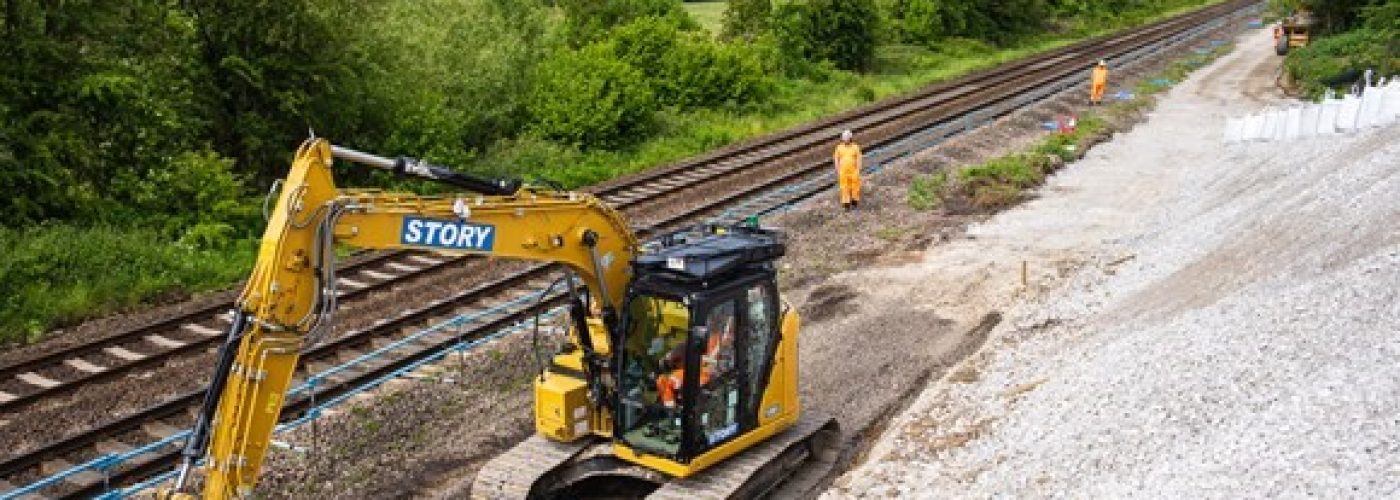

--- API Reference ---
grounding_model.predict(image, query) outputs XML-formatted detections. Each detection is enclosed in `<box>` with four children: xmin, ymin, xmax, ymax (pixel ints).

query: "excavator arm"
<box><xmin>172</xmin><ymin>139</ymin><xmax>638</xmax><ymax>498</ymax></box>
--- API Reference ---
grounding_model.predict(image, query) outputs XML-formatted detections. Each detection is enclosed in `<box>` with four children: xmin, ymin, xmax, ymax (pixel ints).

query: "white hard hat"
<box><xmin>1098</xmin><ymin>59</ymin><xmax>1107</xmax><ymax>66</ymax></box>
<box><xmin>840</xmin><ymin>130</ymin><xmax>853</xmax><ymax>141</ymax></box>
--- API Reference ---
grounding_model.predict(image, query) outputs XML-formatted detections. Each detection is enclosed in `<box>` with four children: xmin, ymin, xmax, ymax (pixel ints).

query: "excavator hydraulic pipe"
<box><xmin>175</xmin><ymin>309</ymin><xmax>247</xmax><ymax>491</ymax></box>
<box><xmin>329</xmin><ymin>144</ymin><xmax>521</xmax><ymax>195</ymax></box>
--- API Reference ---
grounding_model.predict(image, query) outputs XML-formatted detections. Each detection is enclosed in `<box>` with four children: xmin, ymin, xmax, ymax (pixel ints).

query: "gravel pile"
<box><xmin>825</xmin><ymin>27</ymin><xmax>1400</xmax><ymax>499</ymax></box>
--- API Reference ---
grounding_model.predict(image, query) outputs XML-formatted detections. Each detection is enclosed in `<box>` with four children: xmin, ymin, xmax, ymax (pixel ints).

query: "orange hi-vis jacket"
<box><xmin>1091</xmin><ymin>66</ymin><xmax>1109</xmax><ymax>87</ymax></box>
<box><xmin>834</xmin><ymin>142</ymin><xmax>862</xmax><ymax>174</ymax></box>
<box><xmin>657</xmin><ymin>326</ymin><xmax>729</xmax><ymax>408</ymax></box>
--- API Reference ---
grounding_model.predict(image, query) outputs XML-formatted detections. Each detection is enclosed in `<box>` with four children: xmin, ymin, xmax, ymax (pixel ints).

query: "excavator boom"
<box><xmin>175</xmin><ymin>140</ymin><xmax>636</xmax><ymax>498</ymax></box>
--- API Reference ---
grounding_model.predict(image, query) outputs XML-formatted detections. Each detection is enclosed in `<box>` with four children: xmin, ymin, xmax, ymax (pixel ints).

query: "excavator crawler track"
<box><xmin>471</xmin><ymin>413</ymin><xmax>839</xmax><ymax>500</ymax></box>
<box><xmin>471</xmin><ymin>436</ymin><xmax>594</xmax><ymax>499</ymax></box>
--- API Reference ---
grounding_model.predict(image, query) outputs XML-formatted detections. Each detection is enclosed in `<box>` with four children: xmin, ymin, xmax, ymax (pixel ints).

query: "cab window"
<box><xmin>693</xmin><ymin>300</ymin><xmax>741</xmax><ymax>448</ymax></box>
<box><xmin>742</xmin><ymin>284</ymin><xmax>777</xmax><ymax>419</ymax></box>
<box><xmin>618</xmin><ymin>295</ymin><xmax>689</xmax><ymax>456</ymax></box>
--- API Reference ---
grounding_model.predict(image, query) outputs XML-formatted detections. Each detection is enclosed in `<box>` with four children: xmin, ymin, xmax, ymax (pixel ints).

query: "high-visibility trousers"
<box><xmin>838</xmin><ymin>169</ymin><xmax>861</xmax><ymax>204</ymax></box>
<box><xmin>1090</xmin><ymin>82</ymin><xmax>1106</xmax><ymax>102</ymax></box>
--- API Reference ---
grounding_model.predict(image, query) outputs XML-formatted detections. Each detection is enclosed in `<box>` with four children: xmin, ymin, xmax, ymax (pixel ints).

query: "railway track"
<box><xmin>0</xmin><ymin>2</ymin><xmax>1258</xmax><ymax>497</ymax></box>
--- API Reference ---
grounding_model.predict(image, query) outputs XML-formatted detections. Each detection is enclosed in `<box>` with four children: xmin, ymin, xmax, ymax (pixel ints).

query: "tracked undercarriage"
<box><xmin>472</xmin><ymin>414</ymin><xmax>839</xmax><ymax>499</ymax></box>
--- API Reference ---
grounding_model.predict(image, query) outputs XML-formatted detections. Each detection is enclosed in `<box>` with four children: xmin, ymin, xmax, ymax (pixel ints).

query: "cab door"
<box><xmin>681</xmin><ymin>278</ymin><xmax>782</xmax><ymax>459</ymax></box>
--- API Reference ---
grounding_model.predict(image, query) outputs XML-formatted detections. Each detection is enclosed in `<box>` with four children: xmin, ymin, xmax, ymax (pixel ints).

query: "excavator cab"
<box><xmin>613</xmin><ymin>225</ymin><xmax>792</xmax><ymax>469</ymax></box>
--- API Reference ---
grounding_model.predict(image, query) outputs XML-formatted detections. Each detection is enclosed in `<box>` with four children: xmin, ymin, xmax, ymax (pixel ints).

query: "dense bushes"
<box><xmin>528</xmin><ymin>46</ymin><xmax>657</xmax><ymax>148</ymax></box>
<box><xmin>343</xmin><ymin>0</ymin><xmax>551</xmax><ymax>167</ymax></box>
<box><xmin>881</xmin><ymin>0</ymin><xmax>1048</xmax><ymax>46</ymax></box>
<box><xmin>772</xmin><ymin>0</ymin><xmax>880</xmax><ymax>71</ymax></box>
<box><xmin>1286</xmin><ymin>29</ymin><xmax>1397</xmax><ymax>97</ymax></box>
<box><xmin>723</xmin><ymin>0</ymin><xmax>772</xmax><ymax>40</ymax></box>
<box><xmin>608</xmin><ymin>18</ymin><xmax>771</xmax><ymax>109</ymax></box>
<box><xmin>883</xmin><ymin>0</ymin><xmax>1220</xmax><ymax>47</ymax></box>
<box><xmin>559</xmin><ymin>0</ymin><xmax>695</xmax><ymax>46</ymax></box>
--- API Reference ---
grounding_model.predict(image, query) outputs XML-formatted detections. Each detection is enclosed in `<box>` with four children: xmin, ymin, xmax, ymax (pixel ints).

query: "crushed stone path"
<box><xmin>822</xmin><ymin>26</ymin><xmax>1400</xmax><ymax>499</ymax></box>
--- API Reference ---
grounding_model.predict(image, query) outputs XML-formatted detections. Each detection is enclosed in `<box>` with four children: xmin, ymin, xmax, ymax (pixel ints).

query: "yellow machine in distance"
<box><xmin>169</xmin><ymin>139</ymin><xmax>834</xmax><ymax>499</ymax></box>
<box><xmin>1275</xmin><ymin>9</ymin><xmax>1312</xmax><ymax>55</ymax></box>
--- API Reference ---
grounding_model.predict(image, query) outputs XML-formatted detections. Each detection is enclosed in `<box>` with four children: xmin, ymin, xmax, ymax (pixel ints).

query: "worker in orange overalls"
<box><xmin>833</xmin><ymin>130</ymin><xmax>862</xmax><ymax>211</ymax></box>
<box><xmin>1090</xmin><ymin>60</ymin><xmax>1110</xmax><ymax>106</ymax></box>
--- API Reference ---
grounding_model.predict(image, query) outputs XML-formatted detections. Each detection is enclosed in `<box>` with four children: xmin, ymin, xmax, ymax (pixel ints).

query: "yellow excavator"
<box><xmin>165</xmin><ymin>139</ymin><xmax>836</xmax><ymax>499</ymax></box>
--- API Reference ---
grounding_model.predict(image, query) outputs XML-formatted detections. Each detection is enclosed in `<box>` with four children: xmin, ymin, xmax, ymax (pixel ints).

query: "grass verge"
<box><xmin>910</xmin><ymin>43</ymin><xmax>1232</xmax><ymax>212</ymax></box>
<box><xmin>0</xmin><ymin>225</ymin><xmax>256</xmax><ymax>344</ymax></box>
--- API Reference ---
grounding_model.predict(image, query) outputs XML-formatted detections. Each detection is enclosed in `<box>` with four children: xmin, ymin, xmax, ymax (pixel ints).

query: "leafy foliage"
<box><xmin>607</xmin><ymin>17</ymin><xmax>772</xmax><ymax>109</ymax></box>
<box><xmin>723</xmin><ymin>0</ymin><xmax>772</xmax><ymax>40</ymax></box>
<box><xmin>182</xmin><ymin>0</ymin><xmax>363</xmax><ymax>182</ymax></box>
<box><xmin>0</xmin><ymin>1</ymin><xmax>204</xmax><ymax>226</ymax></box>
<box><xmin>883</xmin><ymin>0</ymin><xmax>1216</xmax><ymax>47</ymax></box>
<box><xmin>883</xmin><ymin>0</ymin><xmax>1040</xmax><ymax>46</ymax></box>
<box><xmin>334</xmin><ymin>0</ymin><xmax>552</xmax><ymax>168</ymax></box>
<box><xmin>1287</xmin><ymin>29</ymin><xmax>1396</xmax><ymax>97</ymax></box>
<box><xmin>527</xmin><ymin>46</ymin><xmax>657</xmax><ymax>149</ymax></box>
<box><xmin>558</xmin><ymin>0</ymin><xmax>696</xmax><ymax>47</ymax></box>
<box><xmin>772</xmin><ymin>0</ymin><xmax>880</xmax><ymax>71</ymax></box>
<box><xmin>1282</xmin><ymin>0</ymin><xmax>1397</xmax><ymax>97</ymax></box>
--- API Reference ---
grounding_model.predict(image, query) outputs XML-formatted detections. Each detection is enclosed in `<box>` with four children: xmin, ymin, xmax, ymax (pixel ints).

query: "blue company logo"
<box><xmin>400</xmin><ymin>217</ymin><xmax>496</xmax><ymax>251</ymax></box>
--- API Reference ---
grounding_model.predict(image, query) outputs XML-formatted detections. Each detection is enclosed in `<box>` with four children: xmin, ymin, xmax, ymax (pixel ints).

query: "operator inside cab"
<box><xmin>656</xmin><ymin>305</ymin><xmax>736</xmax><ymax>410</ymax></box>
<box><xmin>621</xmin><ymin>297</ymin><xmax>741</xmax><ymax>455</ymax></box>
<box><xmin>618</xmin><ymin>278</ymin><xmax>775</xmax><ymax>459</ymax></box>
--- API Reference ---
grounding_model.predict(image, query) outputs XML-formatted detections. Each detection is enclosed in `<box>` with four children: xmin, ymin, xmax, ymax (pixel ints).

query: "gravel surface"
<box><xmin>255</xmin><ymin>323</ymin><xmax>562</xmax><ymax>499</ymax></box>
<box><xmin>825</xmin><ymin>27</ymin><xmax>1400</xmax><ymax>499</ymax></box>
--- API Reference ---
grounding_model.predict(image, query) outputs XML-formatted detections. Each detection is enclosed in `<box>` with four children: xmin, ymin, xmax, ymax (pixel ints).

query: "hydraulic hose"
<box><xmin>174</xmin><ymin>309</ymin><xmax>248</xmax><ymax>491</ymax></box>
<box><xmin>329</xmin><ymin>144</ymin><xmax>522</xmax><ymax>195</ymax></box>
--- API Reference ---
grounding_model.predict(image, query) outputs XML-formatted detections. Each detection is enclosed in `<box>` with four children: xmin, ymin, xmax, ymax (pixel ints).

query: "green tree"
<box><xmin>722</xmin><ymin>0</ymin><xmax>772</xmax><ymax>40</ymax></box>
<box><xmin>608</xmin><ymin>17</ymin><xmax>770</xmax><ymax>109</ymax></box>
<box><xmin>329</xmin><ymin>0</ymin><xmax>553</xmax><ymax>169</ymax></box>
<box><xmin>881</xmin><ymin>0</ymin><xmax>1048</xmax><ymax>46</ymax></box>
<box><xmin>0</xmin><ymin>0</ymin><xmax>208</xmax><ymax>226</ymax></box>
<box><xmin>527</xmin><ymin>46</ymin><xmax>656</xmax><ymax>149</ymax></box>
<box><xmin>772</xmin><ymin>0</ymin><xmax>879</xmax><ymax>71</ymax></box>
<box><xmin>1300</xmin><ymin>0</ymin><xmax>1387</xmax><ymax>34</ymax></box>
<box><xmin>181</xmin><ymin>0</ymin><xmax>361</xmax><ymax>183</ymax></box>
<box><xmin>558</xmin><ymin>0</ymin><xmax>695</xmax><ymax>47</ymax></box>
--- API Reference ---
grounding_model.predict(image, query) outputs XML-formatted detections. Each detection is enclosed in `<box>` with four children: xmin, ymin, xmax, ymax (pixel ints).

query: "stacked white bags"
<box><xmin>1224</xmin><ymin>79</ymin><xmax>1400</xmax><ymax>143</ymax></box>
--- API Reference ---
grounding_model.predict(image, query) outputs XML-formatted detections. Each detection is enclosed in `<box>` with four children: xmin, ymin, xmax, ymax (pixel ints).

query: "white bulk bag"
<box><xmin>1284</xmin><ymin>106</ymin><xmax>1302</xmax><ymax>139</ymax></box>
<box><xmin>1337</xmin><ymin>95</ymin><xmax>1361</xmax><ymax>131</ymax></box>
<box><xmin>1298</xmin><ymin>104</ymin><xmax>1320</xmax><ymax>139</ymax></box>
<box><xmin>1316</xmin><ymin>99</ymin><xmax>1339</xmax><ymax>135</ymax></box>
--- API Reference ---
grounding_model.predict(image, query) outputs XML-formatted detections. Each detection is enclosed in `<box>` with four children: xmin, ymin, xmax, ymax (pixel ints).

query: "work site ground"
<box><xmin>822</xmin><ymin>24</ymin><xmax>1399</xmax><ymax>499</ymax></box>
<box><xmin>235</xmin><ymin>20</ymin><xmax>1400</xmax><ymax>498</ymax></box>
